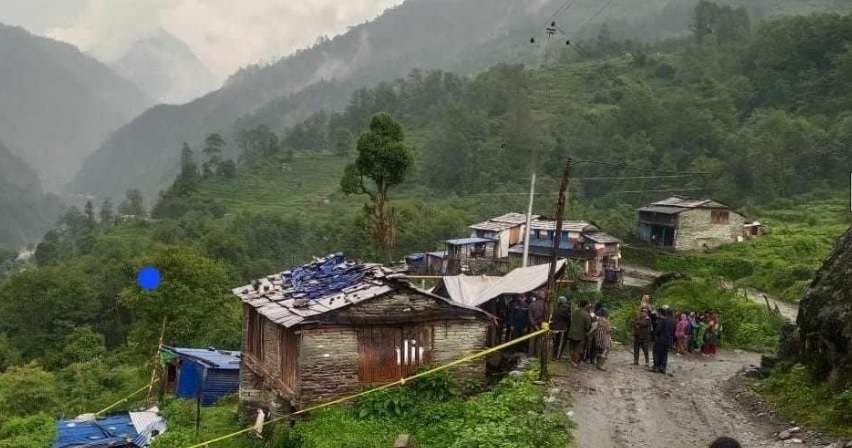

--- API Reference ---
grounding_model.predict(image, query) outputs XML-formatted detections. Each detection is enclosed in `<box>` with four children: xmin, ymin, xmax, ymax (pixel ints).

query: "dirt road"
<box><xmin>554</xmin><ymin>348</ymin><xmax>815</xmax><ymax>448</ymax></box>
<box><xmin>739</xmin><ymin>287</ymin><xmax>799</xmax><ymax>322</ymax></box>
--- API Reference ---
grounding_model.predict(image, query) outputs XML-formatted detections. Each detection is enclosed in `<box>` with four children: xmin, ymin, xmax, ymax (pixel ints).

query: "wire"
<box><xmin>184</xmin><ymin>327</ymin><xmax>551</xmax><ymax>448</ymax></box>
<box><xmin>546</xmin><ymin>0</ymin><xmax>578</xmax><ymax>25</ymax></box>
<box><xmin>577</xmin><ymin>0</ymin><xmax>616</xmax><ymax>29</ymax></box>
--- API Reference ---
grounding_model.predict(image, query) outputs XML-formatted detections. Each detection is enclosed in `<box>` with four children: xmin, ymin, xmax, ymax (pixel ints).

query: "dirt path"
<box><xmin>739</xmin><ymin>287</ymin><xmax>799</xmax><ymax>322</ymax></box>
<box><xmin>553</xmin><ymin>348</ymin><xmax>814</xmax><ymax>448</ymax></box>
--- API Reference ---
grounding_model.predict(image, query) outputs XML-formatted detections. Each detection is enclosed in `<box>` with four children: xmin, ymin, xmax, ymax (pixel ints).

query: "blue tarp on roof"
<box><xmin>54</xmin><ymin>414</ymin><xmax>138</xmax><ymax>448</ymax></box>
<box><xmin>168</xmin><ymin>347</ymin><xmax>241</xmax><ymax>369</ymax></box>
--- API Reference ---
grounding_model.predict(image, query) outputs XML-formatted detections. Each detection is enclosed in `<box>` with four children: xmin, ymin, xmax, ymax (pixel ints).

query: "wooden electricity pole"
<box><xmin>539</xmin><ymin>158</ymin><xmax>571</xmax><ymax>381</ymax></box>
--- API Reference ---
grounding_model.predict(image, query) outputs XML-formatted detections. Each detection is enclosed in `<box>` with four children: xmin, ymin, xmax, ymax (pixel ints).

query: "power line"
<box><xmin>577</xmin><ymin>0</ymin><xmax>617</xmax><ymax>29</ymax></box>
<box><xmin>546</xmin><ymin>0</ymin><xmax>578</xmax><ymax>25</ymax></box>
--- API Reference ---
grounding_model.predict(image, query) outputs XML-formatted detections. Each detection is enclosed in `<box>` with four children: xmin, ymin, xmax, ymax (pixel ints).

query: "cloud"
<box><xmin>45</xmin><ymin>0</ymin><xmax>402</xmax><ymax>77</ymax></box>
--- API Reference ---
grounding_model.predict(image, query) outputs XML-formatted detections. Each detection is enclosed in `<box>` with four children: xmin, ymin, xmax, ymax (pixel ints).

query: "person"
<box><xmin>709</xmin><ymin>437</ymin><xmax>742</xmax><ymax>448</ymax></box>
<box><xmin>568</xmin><ymin>299</ymin><xmax>592</xmax><ymax>368</ymax></box>
<box><xmin>675</xmin><ymin>312</ymin><xmax>689</xmax><ymax>355</ymax></box>
<box><xmin>703</xmin><ymin>317</ymin><xmax>720</xmax><ymax>356</ymax></box>
<box><xmin>527</xmin><ymin>294</ymin><xmax>546</xmax><ymax>355</ymax></box>
<box><xmin>496</xmin><ymin>296</ymin><xmax>511</xmax><ymax>343</ymax></box>
<box><xmin>551</xmin><ymin>296</ymin><xmax>572</xmax><ymax>360</ymax></box>
<box><xmin>693</xmin><ymin>315</ymin><xmax>707</xmax><ymax>353</ymax></box>
<box><xmin>687</xmin><ymin>312</ymin><xmax>697</xmax><ymax>353</ymax></box>
<box><xmin>652</xmin><ymin>308</ymin><xmax>675</xmax><ymax>374</ymax></box>
<box><xmin>589</xmin><ymin>308</ymin><xmax>612</xmax><ymax>370</ymax></box>
<box><xmin>508</xmin><ymin>296</ymin><xmax>529</xmax><ymax>351</ymax></box>
<box><xmin>633</xmin><ymin>307</ymin><xmax>652</xmax><ymax>366</ymax></box>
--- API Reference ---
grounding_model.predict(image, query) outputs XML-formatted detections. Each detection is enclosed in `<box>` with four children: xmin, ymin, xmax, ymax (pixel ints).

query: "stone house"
<box><xmin>232</xmin><ymin>254</ymin><xmax>491</xmax><ymax>417</ymax></box>
<box><xmin>638</xmin><ymin>196</ymin><xmax>745</xmax><ymax>251</ymax></box>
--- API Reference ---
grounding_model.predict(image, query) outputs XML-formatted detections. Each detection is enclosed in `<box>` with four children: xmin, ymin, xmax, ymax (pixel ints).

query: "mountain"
<box><xmin>0</xmin><ymin>139</ymin><xmax>62</xmax><ymax>250</ymax></box>
<box><xmin>109</xmin><ymin>29</ymin><xmax>221</xmax><ymax>104</ymax></box>
<box><xmin>0</xmin><ymin>23</ymin><xmax>153</xmax><ymax>190</ymax></box>
<box><xmin>70</xmin><ymin>0</ymin><xmax>852</xmax><ymax>199</ymax></box>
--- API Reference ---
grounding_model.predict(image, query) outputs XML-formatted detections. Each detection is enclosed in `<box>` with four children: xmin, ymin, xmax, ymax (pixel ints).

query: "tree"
<box><xmin>171</xmin><ymin>143</ymin><xmax>200</xmax><ymax>196</ymax></box>
<box><xmin>118</xmin><ymin>189</ymin><xmax>146</xmax><ymax>217</ymax></box>
<box><xmin>202</xmin><ymin>133</ymin><xmax>225</xmax><ymax>176</ymax></box>
<box><xmin>0</xmin><ymin>365</ymin><xmax>59</xmax><ymax>417</ymax></box>
<box><xmin>217</xmin><ymin>159</ymin><xmax>237</xmax><ymax>177</ymax></box>
<box><xmin>83</xmin><ymin>200</ymin><xmax>96</xmax><ymax>228</ymax></box>
<box><xmin>238</xmin><ymin>125</ymin><xmax>280</xmax><ymax>164</ymax></box>
<box><xmin>333</xmin><ymin>128</ymin><xmax>353</xmax><ymax>157</ymax></box>
<box><xmin>99</xmin><ymin>198</ymin><xmax>114</xmax><ymax>226</ymax></box>
<box><xmin>340</xmin><ymin>113</ymin><xmax>412</xmax><ymax>262</ymax></box>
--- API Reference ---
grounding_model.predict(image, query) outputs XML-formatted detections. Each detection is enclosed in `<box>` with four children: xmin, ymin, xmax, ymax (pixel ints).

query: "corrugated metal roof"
<box><xmin>166</xmin><ymin>347</ymin><xmax>241</xmax><ymax>370</ymax></box>
<box><xmin>446</xmin><ymin>237</ymin><xmax>497</xmax><ymax>245</ymax></box>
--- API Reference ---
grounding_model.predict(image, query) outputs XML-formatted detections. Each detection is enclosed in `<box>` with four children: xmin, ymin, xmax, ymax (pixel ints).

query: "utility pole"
<box><xmin>539</xmin><ymin>158</ymin><xmax>571</xmax><ymax>381</ymax></box>
<box><xmin>522</xmin><ymin>172</ymin><xmax>536</xmax><ymax>267</ymax></box>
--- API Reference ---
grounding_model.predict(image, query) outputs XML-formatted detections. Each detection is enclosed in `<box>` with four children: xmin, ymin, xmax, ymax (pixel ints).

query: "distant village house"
<box><xmin>233</xmin><ymin>254</ymin><xmax>491</xmax><ymax>416</ymax></box>
<box><xmin>638</xmin><ymin>196</ymin><xmax>745</xmax><ymax>250</ymax></box>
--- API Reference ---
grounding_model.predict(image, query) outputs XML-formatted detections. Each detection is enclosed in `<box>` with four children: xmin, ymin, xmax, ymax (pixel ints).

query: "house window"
<box><xmin>711</xmin><ymin>210</ymin><xmax>730</xmax><ymax>224</ymax></box>
<box><xmin>246</xmin><ymin>307</ymin><xmax>264</xmax><ymax>360</ymax></box>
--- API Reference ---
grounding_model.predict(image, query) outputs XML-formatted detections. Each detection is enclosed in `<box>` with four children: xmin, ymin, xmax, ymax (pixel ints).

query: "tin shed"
<box><xmin>161</xmin><ymin>347</ymin><xmax>241</xmax><ymax>406</ymax></box>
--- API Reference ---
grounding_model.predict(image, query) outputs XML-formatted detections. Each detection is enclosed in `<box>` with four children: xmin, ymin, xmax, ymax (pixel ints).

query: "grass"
<box><xmin>602</xmin><ymin>278</ymin><xmax>784</xmax><ymax>353</ymax></box>
<box><xmin>155</xmin><ymin>367</ymin><xmax>573</xmax><ymax>448</ymax></box>
<box><xmin>756</xmin><ymin>364</ymin><xmax>852</xmax><ymax>437</ymax></box>
<box><xmin>624</xmin><ymin>193</ymin><xmax>850</xmax><ymax>302</ymax></box>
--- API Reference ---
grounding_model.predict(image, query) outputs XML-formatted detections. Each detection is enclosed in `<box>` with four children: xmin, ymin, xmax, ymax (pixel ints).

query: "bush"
<box><xmin>0</xmin><ymin>413</ymin><xmax>55</xmax><ymax>448</ymax></box>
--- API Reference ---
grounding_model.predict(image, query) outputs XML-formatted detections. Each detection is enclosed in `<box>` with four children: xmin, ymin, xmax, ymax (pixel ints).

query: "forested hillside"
<box><xmin>0</xmin><ymin>23</ymin><xmax>152</xmax><ymax>189</ymax></box>
<box><xmin>3</xmin><ymin>3</ymin><xmax>852</xmax><ymax>446</ymax></box>
<box><xmin>70</xmin><ymin>0</ymin><xmax>851</xmax><ymax>200</ymax></box>
<box><xmin>0</xmin><ymin>140</ymin><xmax>62</xmax><ymax>250</ymax></box>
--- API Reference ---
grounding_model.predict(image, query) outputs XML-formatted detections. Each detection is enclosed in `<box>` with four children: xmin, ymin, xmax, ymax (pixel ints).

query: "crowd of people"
<box><xmin>495</xmin><ymin>293</ymin><xmax>723</xmax><ymax>375</ymax></box>
<box><xmin>632</xmin><ymin>295</ymin><xmax>724</xmax><ymax>374</ymax></box>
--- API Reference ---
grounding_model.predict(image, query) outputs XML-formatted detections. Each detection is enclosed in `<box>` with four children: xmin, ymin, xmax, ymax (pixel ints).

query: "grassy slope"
<box><xmin>624</xmin><ymin>193</ymin><xmax>851</xmax><ymax>302</ymax></box>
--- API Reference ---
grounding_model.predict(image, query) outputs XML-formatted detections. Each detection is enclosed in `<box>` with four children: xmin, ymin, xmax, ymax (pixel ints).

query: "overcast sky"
<box><xmin>0</xmin><ymin>0</ymin><xmax>403</xmax><ymax>77</ymax></box>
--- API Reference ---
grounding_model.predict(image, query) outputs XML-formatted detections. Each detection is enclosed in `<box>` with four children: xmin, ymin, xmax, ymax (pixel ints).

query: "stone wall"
<box><xmin>326</xmin><ymin>289</ymin><xmax>484</xmax><ymax>325</ymax></box>
<box><xmin>674</xmin><ymin>208</ymin><xmax>745</xmax><ymax>250</ymax></box>
<box><xmin>432</xmin><ymin>320</ymin><xmax>490</xmax><ymax>385</ymax></box>
<box><xmin>297</xmin><ymin>326</ymin><xmax>360</xmax><ymax>407</ymax></box>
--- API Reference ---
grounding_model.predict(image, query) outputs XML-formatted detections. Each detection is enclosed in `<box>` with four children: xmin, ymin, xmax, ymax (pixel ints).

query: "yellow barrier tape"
<box><xmin>184</xmin><ymin>327</ymin><xmax>550</xmax><ymax>448</ymax></box>
<box><xmin>95</xmin><ymin>377</ymin><xmax>159</xmax><ymax>416</ymax></box>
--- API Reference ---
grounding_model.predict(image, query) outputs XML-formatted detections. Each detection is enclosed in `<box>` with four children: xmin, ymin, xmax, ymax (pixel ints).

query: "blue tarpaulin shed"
<box><xmin>54</xmin><ymin>408</ymin><xmax>165</xmax><ymax>448</ymax></box>
<box><xmin>163</xmin><ymin>347</ymin><xmax>241</xmax><ymax>406</ymax></box>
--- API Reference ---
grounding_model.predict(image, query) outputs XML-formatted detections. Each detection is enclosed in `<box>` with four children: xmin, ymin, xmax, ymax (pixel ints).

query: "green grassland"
<box><xmin>624</xmin><ymin>193</ymin><xmax>851</xmax><ymax>302</ymax></box>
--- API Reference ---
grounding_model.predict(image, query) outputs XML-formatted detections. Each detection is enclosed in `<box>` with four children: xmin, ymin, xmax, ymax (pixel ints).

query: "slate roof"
<box><xmin>650</xmin><ymin>196</ymin><xmax>728</xmax><ymax>209</ymax></box>
<box><xmin>446</xmin><ymin>237</ymin><xmax>497</xmax><ymax>246</ymax></box>
<box><xmin>233</xmin><ymin>254</ymin><xmax>486</xmax><ymax>328</ymax></box>
<box><xmin>469</xmin><ymin>220</ymin><xmax>519</xmax><ymax>232</ymax></box>
<box><xmin>529</xmin><ymin>219</ymin><xmax>598</xmax><ymax>233</ymax></box>
<box><xmin>165</xmin><ymin>347</ymin><xmax>241</xmax><ymax>370</ymax></box>
<box><xmin>583</xmin><ymin>232</ymin><xmax>621</xmax><ymax>244</ymax></box>
<box><xmin>490</xmin><ymin>212</ymin><xmax>537</xmax><ymax>225</ymax></box>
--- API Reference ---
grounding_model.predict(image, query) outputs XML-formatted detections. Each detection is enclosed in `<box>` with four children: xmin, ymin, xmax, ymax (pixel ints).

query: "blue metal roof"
<box><xmin>167</xmin><ymin>347</ymin><xmax>241</xmax><ymax>370</ymax></box>
<box><xmin>446</xmin><ymin>237</ymin><xmax>496</xmax><ymax>246</ymax></box>
<box><xmin>527</xmin><ymin>238</ymin><xmax>574</xmax><ymax>249</ymax></box>
<box><xmin>54</xmin><ymin>414</ymin><xmax>138</xmax><ymax>448</ymax></box>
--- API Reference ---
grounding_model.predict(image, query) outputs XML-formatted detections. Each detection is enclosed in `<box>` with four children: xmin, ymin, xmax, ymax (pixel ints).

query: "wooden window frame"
<box><xmin>711</xmin><ymin>210</ymin><xmax>730</xmax><ymax>225</ymax></box>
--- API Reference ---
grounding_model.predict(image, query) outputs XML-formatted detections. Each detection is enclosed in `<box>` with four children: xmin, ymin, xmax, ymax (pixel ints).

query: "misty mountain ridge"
<box><xmin>0</xmin><ymin>139</ymin><xmax>62</xmax><ymax>250</ymax></box>
<box><xmin>0</xmin><ymin>22</ymin><xmax>153</xmax><ymax>190</ymax></box>
<box><xmin>108</xmin><ymin>28</ymin><xmax>221</xmax><ymax>104</ymax></box>
<box><xmin>69</xmin><ymin>0</ymin><xmax>852</xmax><ymax>200</ymax></box>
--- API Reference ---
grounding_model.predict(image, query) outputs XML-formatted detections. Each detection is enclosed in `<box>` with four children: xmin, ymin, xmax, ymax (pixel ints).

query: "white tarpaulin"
<box><xmin>440</xmin><ymin>260</ymin><xmax>566</xmax><ymax>307</ymax></box>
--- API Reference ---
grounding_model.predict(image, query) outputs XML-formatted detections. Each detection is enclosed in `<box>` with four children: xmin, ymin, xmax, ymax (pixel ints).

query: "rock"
<box><xmin>778</xmin><ymin>427</ymin><xmax>801</xmax><ymax>440</ymax></box>
<box><xmin>788</xmin><ymin>228</ymin><xmax>852</xmax><ymax>391</ymax></box>
<box><xmin>783</xmin><ymin>438</ymin><xmax>803</xmax><ymax>444</ymax></box>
